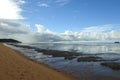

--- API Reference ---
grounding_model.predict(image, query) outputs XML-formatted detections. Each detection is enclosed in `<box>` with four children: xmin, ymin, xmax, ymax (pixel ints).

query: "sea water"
<box><xmin>6</xmin><ymin>41</ymin><xmax>120</xmax><ymax>80</ymax></box>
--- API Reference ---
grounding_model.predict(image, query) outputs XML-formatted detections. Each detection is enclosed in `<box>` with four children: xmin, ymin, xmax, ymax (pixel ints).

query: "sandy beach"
<box><xmin>0</xmin><ymin>43</ymin><xmax>77</xmax><ymax>80</ymax></box>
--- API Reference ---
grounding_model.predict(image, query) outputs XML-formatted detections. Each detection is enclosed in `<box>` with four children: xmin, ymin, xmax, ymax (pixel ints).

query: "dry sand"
<box><xmin>0</xmin><ymin>43</ymin><xmax>77</xmax><ymax>80</ymax></box>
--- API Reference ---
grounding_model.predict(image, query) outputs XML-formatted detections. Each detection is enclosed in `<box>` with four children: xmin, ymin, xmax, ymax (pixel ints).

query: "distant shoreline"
<box><xmin>0</xmin><ymin>43</ymin><xmax>77</xmax><ymax>80</ymax></box>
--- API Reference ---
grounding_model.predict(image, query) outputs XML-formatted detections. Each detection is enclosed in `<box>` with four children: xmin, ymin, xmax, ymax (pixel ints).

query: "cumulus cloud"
<box><xmin>0</xmin><ymin>0</ymin><xmax>24</xmax><ymax>19</ymax></box>
<box><xmin>78</xmin><ymin>24</ymin><xmax>120</xmax><ymax>40</ymax></box>
<box><xmin>0</xmin><ymin>0</ymin><xmax>119</xmax><ymax>42</ymax></box>
<box><xmin>0</xmin><ymin>20</ymin><xmax>61</xmax><ymax>42</ymax></box>
<box><xmin>0</xmin><ymin>19</ymin><xmax>120</xmax><ymax>43</ymax></box>
<box><xmin>59</xmin><ymin>24</ymin><xmax>120</xmax><ymax>41</ymax></box>
<box><xmin>0</xmin><ymin>19</ymin><xmax>30</xmax><ymax>33</ymax></box>
<box><xmin>35</xmin><ymin>24</ymin><xmax>62</xmax><ymax>42</ymax></box>
<box><xmin>35</xmin><ymin>24</ymin><xmax>54</xmax><ymax>34</ymax></box>
<box><xmin>0</xmin><ymin>19</ymin><xmax>31</xmax><ymax>39</ymax></box>
<box><xmin>81</xmin><ymin>25</ymin><xmax>120</xmax><ymax>40</ymax></box>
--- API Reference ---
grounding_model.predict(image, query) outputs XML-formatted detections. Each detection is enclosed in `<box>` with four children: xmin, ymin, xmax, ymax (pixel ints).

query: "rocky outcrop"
<box><xmin>0</xmin><ymin>39</ymin><xmax>21</xmax><ymax>43</ymax></box>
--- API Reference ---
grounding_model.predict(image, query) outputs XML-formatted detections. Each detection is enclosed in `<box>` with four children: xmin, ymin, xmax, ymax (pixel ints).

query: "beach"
<box><xmin>0</xmin><ymin>43</ymin><xmax>77</xmax><ymax>80</ymax></box>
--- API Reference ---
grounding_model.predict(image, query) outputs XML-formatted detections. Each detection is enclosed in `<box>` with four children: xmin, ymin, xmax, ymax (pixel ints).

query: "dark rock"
<box><xmin>114</xmin><ymin>42</ymin><xmax>120</xmax><ymax>43</ymax></box>
<box><xmin>35</xmin><ymin>49</ymin><xmax>81</xmax><ymax>60</ymax></box>
<box><xmin>65</xmin><ymin>56</ymin><xmax>76</xmax><ymax>60</ymax></box>
<box><xmin>0</xmin><ymin>39</ymin><xmax>21</xmax><ymax>43</ymax></box>
<box><xmin>10</xmin><ymin>44</ymin><xmax>82</xmax><ymax>60</ymax></box>
<box><xmin>77</xmin><ymin>56</ymin><xmax>105</xmax><ymax>62</ymax></box>
<box><xmin>101</xmin><ymin>62</ymin><xmax>120</xmax><ymax>70</ymax></box>
<box><xmin>9</xmin><ymin>44</ymin><xmax>36</xmax><ymax>49</ymax></box>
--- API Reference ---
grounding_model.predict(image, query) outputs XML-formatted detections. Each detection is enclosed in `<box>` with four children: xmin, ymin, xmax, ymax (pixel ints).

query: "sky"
<box><xmin>0</xmin><ymin>0</ymin><xmax>120</xmax><ymax>42</ymax></box>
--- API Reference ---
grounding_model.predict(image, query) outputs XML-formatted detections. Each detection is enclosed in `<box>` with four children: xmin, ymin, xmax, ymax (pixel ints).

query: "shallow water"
<box><xmin>6</xmin><ymin>41</ymin><xmax>120</xmax><ymax>80</ymax></box>
<box><xmin>25</xmin><ymin>41</ymin><xmax>120</xmax><ymax>54</ymax></box>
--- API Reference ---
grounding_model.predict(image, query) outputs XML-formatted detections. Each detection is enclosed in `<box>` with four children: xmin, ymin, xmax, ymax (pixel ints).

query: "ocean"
<box><xmin>6</xmin><ymin>41</ymin><xmax>120</xmax><ymax>80</ymax></box>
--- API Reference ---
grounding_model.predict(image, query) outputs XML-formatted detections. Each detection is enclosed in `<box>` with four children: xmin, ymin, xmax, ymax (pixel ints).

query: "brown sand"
<box><xmin>0</xmin><ymin>43</ymin><xmax>77</xmax><ymax>80</ymax></box>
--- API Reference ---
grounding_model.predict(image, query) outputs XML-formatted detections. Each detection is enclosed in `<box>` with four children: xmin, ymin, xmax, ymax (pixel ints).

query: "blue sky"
<box><xmin>21</xmin><ymin>0</ymin><xmax>120</xmax><ymax>32</ymax></box>
<box><xmin>0</xmin><ymin>0</ymin><xmax>120</xmax><ymax>42</ymax></box>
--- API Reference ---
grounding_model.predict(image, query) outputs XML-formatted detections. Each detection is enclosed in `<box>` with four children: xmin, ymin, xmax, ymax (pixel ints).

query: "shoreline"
<box><xmin>0</xmin><ymin>43</ymin><xmax>78</xmax><ymax>80</ymax></box>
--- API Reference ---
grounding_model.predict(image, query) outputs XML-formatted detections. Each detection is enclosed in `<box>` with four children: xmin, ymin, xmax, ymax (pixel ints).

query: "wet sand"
<box><xmin>0</xmin><ymin>43</ymin><xmax>77</xmax><ymax>80</ymax></box>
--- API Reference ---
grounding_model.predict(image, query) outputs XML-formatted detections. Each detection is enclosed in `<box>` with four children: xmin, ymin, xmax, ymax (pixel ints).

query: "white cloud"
<box><xmin>0</xmin><ymin>21</ymin><xmax>120</xmax><ymax>43</ymax></box>
<box><xmin>0</xmin><ymin>21</ymin><xmax>61</xmax><ymax>42</ymax></box>
<box><xmin>38</xmin><ymin>3</ymin><xmax>49</xmax><ymax>7</ymax></box>
<box><xmin>0</xmin><ymin>0</ymin><xmax>24</xmax><ymax>19</ymax></box>
<box><xmin>35</xmin><ymin>24</ymin><xmax>53</xmax><ymax>34</ymax></box>
<box><xmin>81</xmin><ymin>24</ymin><xmax>118</xmax><ymax>33</ymax></box>
<box><xmin>34</xmin><ymin>24</ymin><xmax>62</xmax><ymax>42</ymax></box>
<box><xmin>0</xmin><ymin>19</ymin><xmax>31</xmax><ymax>34</ymax></box>
<box><xmin>35</xmin><ymin>24</ymin><xmax>46</xmax><ymax>32</ymax></box>
<box><xmin>55</xmin><ymin>0</ymin><xmax>70</xmax><ymax>6</ymax></box>
<box><xmin>60</xmin><ymin>24</ymin><xmax>120</xmax><ymax>41</ymax></box>
<box><xmin>37</xmin><ymin>0</ymin><xmax>70</xmax><ymax>8</ymax></box>
<box><xmin>78</xmin><ymin>25</ymin><xmax>120</xmax><ymax>40</ymax></box>
<box><xmin>17</xmin><ymin>0</ymin><xmax>26</xmax><ymax>4</ymax></box>
<box><xmin>0</xmin><ymin>19</ymin><xmax>33</xmax><ymax>42</ymax></box>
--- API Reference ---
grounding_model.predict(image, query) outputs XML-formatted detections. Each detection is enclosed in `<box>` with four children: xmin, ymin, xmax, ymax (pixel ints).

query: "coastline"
<box><xmin>0</xmin><ymin>43</ymin><xmax>78</xmax><ymax>80</ymax></box>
